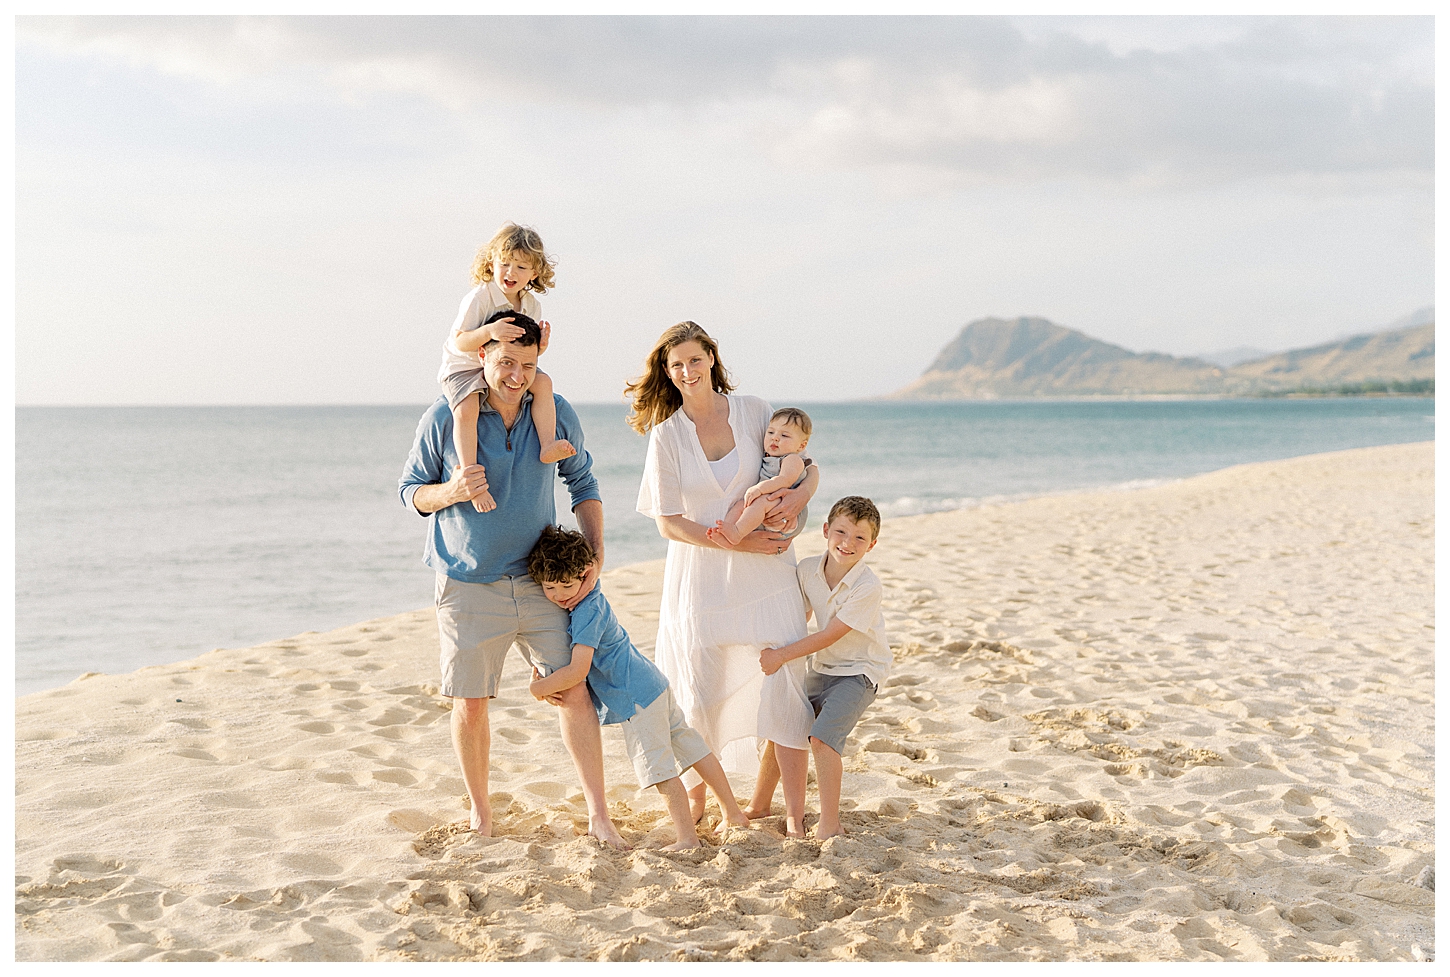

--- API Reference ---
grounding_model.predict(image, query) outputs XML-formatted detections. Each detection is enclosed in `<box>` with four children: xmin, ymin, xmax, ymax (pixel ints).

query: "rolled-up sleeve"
<box><xmin>636</xmin><ymin>426</ymin><xmax>683</xmax><ymax>517</ymax></box>
<box><xmin>399</xmin><ymin>403</ymin><xmax>447</xmax><ymax>516</ymax></box>
<box><xmin>555</xmin><ymin>397</ymin><xmax>602</xmax><ymax>510</ymax></box>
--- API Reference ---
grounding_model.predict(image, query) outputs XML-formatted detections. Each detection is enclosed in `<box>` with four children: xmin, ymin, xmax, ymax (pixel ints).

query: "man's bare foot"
<box><xmin>471</xmin><ymin>489</ymin><xmax>497</xmax><ymax>513</ymax></box>
<box><xmin>588</xmin><ymin>816</ymin><xmax>629</xmax><ymax>849</ymax></box>
<box><xmin>539</xmin><ymin>440</ymin><xmax>576</xmax><ymax>464</ymax></box>
<box><xmin>814</xmin><ymin>822</ymin><xmax>846</xmax><ymax>840</ymax></box>
<box><xmin>469</xmin><ymin>802</ymin><xmax>492</xmax><ymax>836</ymax></box>
<box><xmin>784</xmin><ymin>816</ymin><xmax>806</xmax><ymax>839</ymax></box>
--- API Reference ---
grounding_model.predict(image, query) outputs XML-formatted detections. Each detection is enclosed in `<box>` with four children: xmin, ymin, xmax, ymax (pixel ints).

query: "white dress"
<box><xmin>636</xmin><ymin>395</ymin><xmax>812</xmax><ymax>782</ymax></box>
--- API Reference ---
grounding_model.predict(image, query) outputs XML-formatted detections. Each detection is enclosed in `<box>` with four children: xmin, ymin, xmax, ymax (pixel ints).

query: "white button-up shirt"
<box><xmin>796</xmin><ymin>553</ymin><xmax>891</xmax><ymax>688</ymax></box>
<box><xmin>437</xmin><ymin>281</ymin><xmax>543</xmax><ymax>382</ymax></box>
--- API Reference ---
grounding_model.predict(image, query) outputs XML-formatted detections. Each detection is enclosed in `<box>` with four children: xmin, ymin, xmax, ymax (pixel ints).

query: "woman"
<box><xmin>630</xmin><ymin>322</ymin><xmax>818</xmax><ymax>824</ymax></box>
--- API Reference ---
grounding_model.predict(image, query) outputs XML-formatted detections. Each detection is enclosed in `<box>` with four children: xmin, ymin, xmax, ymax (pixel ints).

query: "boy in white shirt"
<box><xmin>759</xmin><ymin>496</ymin><xmax>890</xmax><ymax>839</ymax></box>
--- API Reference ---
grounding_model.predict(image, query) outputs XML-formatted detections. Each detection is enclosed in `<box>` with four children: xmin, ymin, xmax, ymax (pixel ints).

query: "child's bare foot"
<box><xmin>740</xmin><ymin>802</ymin><xmax>773</xmax><ymax>820</ymax></box>
<box><xmin>662</xmin><ymin>834</ymin><xmax>701</xmax><ymax>851</ymax></box>
<box><xmin>784</xmin><ymin>816</ymin><xmax>806</xmax><ymax>839</ymax></box>
<box><xmin>706</xmin><ymin>523</ymin><xmax>742</xmax><ymax>548</ymax></box>
<box><xmin>588</xmin><ymin>816</ymin><xmax>629</xmax><ymax>849</ymax></box>
<box><xmin>471</xmin><ymin>489</ymin><xmax>497</xmax><ymax>513</ymax></box>
<box><xmin>539</xmin><ymin>440</ymin><xmax>576</xmax><ymax>465</ymax></box>
<box><xmin>724</xmin><ymin>812</ymin><xmax>750</xmax><ymax>829</ymax></box>
<box><xmin>814</xmin><ymin>822</ymin><xmax>846</xmax><ymax>840</ymax></box>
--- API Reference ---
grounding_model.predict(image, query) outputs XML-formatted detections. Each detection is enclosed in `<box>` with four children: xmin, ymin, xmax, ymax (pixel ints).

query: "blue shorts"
<box><xmin>805</xmin><ymin>670</ymin><xmax>877</xmax><ymax>756</ymax></box>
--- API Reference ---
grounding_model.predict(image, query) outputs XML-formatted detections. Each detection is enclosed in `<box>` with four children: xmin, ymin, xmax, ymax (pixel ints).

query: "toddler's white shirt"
<box><xmin>437</xmin><ymin>281</ymin><xmax>543</xmax><ymax>382</ymax></box>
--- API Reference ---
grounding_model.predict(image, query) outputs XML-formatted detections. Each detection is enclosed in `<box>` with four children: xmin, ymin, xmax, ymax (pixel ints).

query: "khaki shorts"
<box><xmin>442</xmin><ymin>369</ymin><xmax>489</xmax><ymax>411</ymax></box>
<box><xmin>619</xmin><ymin>688</ymin><xmax>712</xmax><ymax>789</ymax></box>
<box><xmin>434</xmin><ymin>573</ymin><xmax>572</xmax><ymax>699</ymax></box>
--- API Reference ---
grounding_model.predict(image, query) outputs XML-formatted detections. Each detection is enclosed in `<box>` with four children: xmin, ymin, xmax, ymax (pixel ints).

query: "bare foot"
<box><xmin>471</xmin><ymin>489</ymin><xmax>497</xmax><ymax>513</ymax></box>
<box><xmin>469</xmin><ymin>801</ymin><xmax>492</xmax><ymax>836</ymax></box>
<box><xmin>539</xmin><ymin>440</ymin><xmax>577</xmax><ymax>465</ymax></box>
<box><xmin>724</xmin><ymin>812</ymin><xmax>751</xmax><ymax>829</ymax></box>
<box><xmin>662</xmin><ymin>835</ymin><xmax>701</xmax><ymax>851</ymax></box>
<box><xmin>784</xmin><ymin>816</ymin><xmax>806</xmax><ymax>839</ymax></box>
<box><xmin>740</xmin><ymin>802</ymin><xmax>773</xmax><ymax>820</ymax></box>
<box><xmin>688</xmin><ymin>786</ymin><xmax>707</xmax><ymax>824</ymax></box>
<box><xmin>814</xmin><ymin>822</ymin><xmax>846</xmax><ymax>840</ymax></box>
<box><xmin>588</xmin><ymin>816</ymin><xmax>629</xmax><ymax>850</ymax></box>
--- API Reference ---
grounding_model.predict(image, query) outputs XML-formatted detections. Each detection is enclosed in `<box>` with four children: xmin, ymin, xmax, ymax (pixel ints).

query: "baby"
<box><xmin>438</xmin><ymin>222</ymin><xmax>576</xmax><ymax>513</ymax></box>
<box><xmin>707</xmin><ymin>407</ymin><xmax>814</xmax><ymax>547</ymax></box>
<box><xmin>526</xmin><ymin>525</ymin><xmax>751</xmax><ymax>850</ymax></box>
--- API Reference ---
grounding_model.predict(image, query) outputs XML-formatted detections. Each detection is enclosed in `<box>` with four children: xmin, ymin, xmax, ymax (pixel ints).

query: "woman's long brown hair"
<box><xmin>624</xmin><ymin>321</ymin><xmax>735</xmax><ymax>434</ymax></box>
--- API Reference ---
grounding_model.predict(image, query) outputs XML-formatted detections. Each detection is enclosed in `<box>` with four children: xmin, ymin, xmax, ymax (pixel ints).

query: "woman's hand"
<box><xmin>761</xmin><ymin>482</ymin><xmax>812</xmax><ymax>534</ymax></box>
<box><xmin>732</xmin><ymin>528</ymin><xmax>792</xmax><ymax>556</ymax></box>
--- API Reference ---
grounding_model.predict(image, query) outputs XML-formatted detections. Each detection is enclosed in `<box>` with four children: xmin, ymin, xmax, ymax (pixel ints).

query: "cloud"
<box><xmin>18</xmin><ymin>14</ymin><xmax>1433</xmax><ymax>185</ymax></box>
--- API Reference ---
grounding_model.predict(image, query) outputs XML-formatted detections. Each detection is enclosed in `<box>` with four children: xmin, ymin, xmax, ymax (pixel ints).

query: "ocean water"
<box><xmin>14</xmin><ymin>399</ymin><xmax>1433</xmax><ymax>696</ymax></box>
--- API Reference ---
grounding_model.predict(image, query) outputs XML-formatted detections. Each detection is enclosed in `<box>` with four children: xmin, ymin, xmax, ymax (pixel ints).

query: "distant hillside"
<box><xmin>891</xmin><ymin>316</ymin><xmax>1434</xmax><ymax>399</ymax></box>
<box><xmin>1229</xmin><ymin>323</ymin><xmax>1434</xmax><ymax>392</ymax></box>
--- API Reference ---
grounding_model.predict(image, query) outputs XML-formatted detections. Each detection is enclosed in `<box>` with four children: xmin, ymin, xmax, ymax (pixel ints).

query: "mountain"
<box><xmin>891</xmin><ymin>316</ymin><xmax>1434</xmax><ymax>399</ymax></box>
<box><xmin>1193</xmin><ymin>345</ymin><xmax>1271</xmax><ymax>369</ymax></box>
<box><xmin>1228</xmin><ymin>322</ymin><xmax>1434</xmax><ymax>392</ymax></box>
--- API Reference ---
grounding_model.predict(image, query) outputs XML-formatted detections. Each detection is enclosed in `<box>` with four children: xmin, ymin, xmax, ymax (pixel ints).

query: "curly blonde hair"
<box><xmin>624</xmin><ymin>321</ymin><xmax>735</xmax><ymax>435</ymax></box>
<box><xmin>470</xmin><ymin>222</ymin><xmax>556</xmax><ymax>293</ymax></box>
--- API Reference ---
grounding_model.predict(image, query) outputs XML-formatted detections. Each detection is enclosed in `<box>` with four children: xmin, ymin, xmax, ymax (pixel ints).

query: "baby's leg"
<box><xmin>810</xmin><ymin>737</ymin><xmax>846</xmax><ymax>839</ymax></box>
<box><xmin>706</xmin><ymin>494</ymin><xmax>770</xmax><ymax>546</ymax></box>
<box><xmin>451</xmin><ymin>394</ymin><xmax>495</xmax><ymax>513</ymax></box>
<box><xmin>656</xmin><ymin>776</ymin><xmax>701</xmax><ymax>850</ymax></box>
<box><xmin>774</xmin><ymin>743</ymin><xmax>809</xmax><ymax>838</ymax></box>
<box><xmin>689</xmin><ymin>752</ymin><xmax>750</xmax><ymax>829</ymax></box>
<box><xmin>528</xmin><ymin>371</ymin><xmax>576</xmax><ymax>464</ymax></box>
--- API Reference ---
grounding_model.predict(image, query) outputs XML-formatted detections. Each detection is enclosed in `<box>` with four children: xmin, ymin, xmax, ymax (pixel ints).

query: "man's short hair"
<box><xmin>528</xmin><ymin>525</ymin><xmax>595</xmax><ymax>583</ymax></box>
<box><xmin>827</xmin><ymin>496</ymin><xmax>881</xmax><ymax>540</ymax></box>
<box><xmin>481</xmin><ymin>308</ymin><xmax>542</xmax><ymax>353</ymax></box>
<box><xmin>771</xmin><ymin>407</ymin><xmax>812</xmax><ymax>437</ymax></box>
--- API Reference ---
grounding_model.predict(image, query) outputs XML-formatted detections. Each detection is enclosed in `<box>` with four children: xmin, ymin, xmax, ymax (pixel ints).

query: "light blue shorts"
<box><xmin>805</xmin><ymin>670</ymin><xmax>877</xmax><ymax>756</ymax></box>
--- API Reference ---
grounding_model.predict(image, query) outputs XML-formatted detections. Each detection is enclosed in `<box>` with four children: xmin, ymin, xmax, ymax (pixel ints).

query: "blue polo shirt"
<box><xmin>398</xmin><ymin>392</ymin><xmax>602</xmax><ymax>583</ymax></box>
<box><xmin>568</xmin><ymin>585</ymin><xmax>669</xmax><ymax>726</ymax></box>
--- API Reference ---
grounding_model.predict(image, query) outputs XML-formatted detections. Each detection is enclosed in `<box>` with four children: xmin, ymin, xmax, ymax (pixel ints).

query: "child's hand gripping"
<box><xmin>759</xmin><ymin>645</ymin><xmax>789</xmax><ymax>676</ymax></box>
<box><xmin>530</xmin><ymin>666</ymin><xmax>566</xmax><ymax>706</ymax></box>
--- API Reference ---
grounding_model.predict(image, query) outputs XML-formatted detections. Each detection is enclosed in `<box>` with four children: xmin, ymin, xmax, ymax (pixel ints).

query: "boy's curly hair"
<box><xmin>471</xmin><ymin>222</ymin><xmax>556</xmax><ymax>293</ymax></box>
<box><xmin>826</xmin><ymin>496</ymin><xmax>881</xmax><ymax>540</ymax></box>
<box><xmin>528</xmin><ymin>525</ymin><xmax>596</xmax><ymax>583</ymax></box>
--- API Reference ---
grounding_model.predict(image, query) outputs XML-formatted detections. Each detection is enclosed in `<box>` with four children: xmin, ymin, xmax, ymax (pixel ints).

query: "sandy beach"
<box><xmin>15</xmin><ymin>441</ymin><xmax>1434</xmax><ymax>961</ymax></box>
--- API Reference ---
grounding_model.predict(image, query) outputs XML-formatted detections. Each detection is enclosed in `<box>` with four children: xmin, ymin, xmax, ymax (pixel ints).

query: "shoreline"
<box><xmin>16</xmin><ymin>442</ymin><xmax>1434</xmax><ymax>961</ymax></box>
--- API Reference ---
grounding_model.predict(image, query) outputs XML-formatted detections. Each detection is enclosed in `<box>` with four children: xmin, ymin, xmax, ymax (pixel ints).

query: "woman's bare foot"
<box><xmin>539</xmin><ymin>440</ymin><xmax>576</xmax><ymax>465</ymax></box>
<box><xmin>469</xmin><ymin>800</ymin><xmax>492</xmax><ymax>836</ymax></box>
<box><xmin>471</xmin><ymin>489</ymin><xmax>497</xmax><ymax>513</ymax></box>
<box><xmin>588</xmin><ymin>816</ymin><xmax>629</xmax><ymax>849</ymax></box>
<box><xmin>688</xmin><ymin>785</ymin><xmax>708</xmax><ymax>824</ymax></box>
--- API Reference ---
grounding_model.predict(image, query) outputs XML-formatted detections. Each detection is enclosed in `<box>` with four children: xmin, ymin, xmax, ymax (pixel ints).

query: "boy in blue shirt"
<box><xmin>526</xmin><ymin>526</ymin><xmax>750</xmax><ymax>850</ymax></box>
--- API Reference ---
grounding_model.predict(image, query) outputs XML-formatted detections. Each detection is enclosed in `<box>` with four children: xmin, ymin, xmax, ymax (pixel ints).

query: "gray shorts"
<box><xmin>805</xmin><ymin>670</ymin><xmax>877</xmax><ymax>756</ymax></box>
<box><xmin>619</xmin><ymin>687</ymin><xmax>712</xmax><ymax>789</ymax></box>
<box><xmin>434</xmin><ymin>573</ymin><xmax>572</xmax><ymax>699</ymax></box>
<box><xmin>442</xmin><ymin>369</ymin><xmax>489</xmax><ymax>411</ymax></box>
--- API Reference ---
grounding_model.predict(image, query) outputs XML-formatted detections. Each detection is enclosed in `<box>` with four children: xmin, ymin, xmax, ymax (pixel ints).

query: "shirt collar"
<box><xmin>478</xmin><ymin>387</ymin><xmax>533</xmax><ymax>416</ymax></box>
<box><xmin>814</xmin><ymin>553</ymin><xmax>869</xmax><ymax>593</ymax></box>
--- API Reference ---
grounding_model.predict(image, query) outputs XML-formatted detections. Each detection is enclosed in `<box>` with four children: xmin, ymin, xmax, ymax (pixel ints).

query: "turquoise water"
<box><xmin>14</xmin><ymin>399</ymin><xmax>1433</xmax><ymax>696</ymax></box>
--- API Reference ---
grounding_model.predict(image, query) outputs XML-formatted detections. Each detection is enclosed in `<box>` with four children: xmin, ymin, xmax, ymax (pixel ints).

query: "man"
<box><xmin>399</xmin><ymin>314</ymin><xmax>625</xmax><ymax>846</ymax></box>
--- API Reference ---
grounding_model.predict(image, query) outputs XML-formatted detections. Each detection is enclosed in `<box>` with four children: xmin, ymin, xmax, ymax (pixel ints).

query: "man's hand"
<box><xmin>449</xmin><ymin>463</ymin><xmax>489</xmax><ymax>507</ymax></box>
<box><xmin>760</xmin><ymin>646</ymin><xmax>788</xmax><ymax>676</ymax></box>
<box><xmin>562</xmin><ymin>560</ymin><xmax>600</xmax><ymax>610</ymax></box>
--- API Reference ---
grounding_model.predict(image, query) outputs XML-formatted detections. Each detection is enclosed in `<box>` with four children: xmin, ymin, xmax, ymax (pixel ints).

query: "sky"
<box><xmin>13</xmin><ymin>14</ymin><xmax>1436</xmax><ymax>405</ymax></box>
